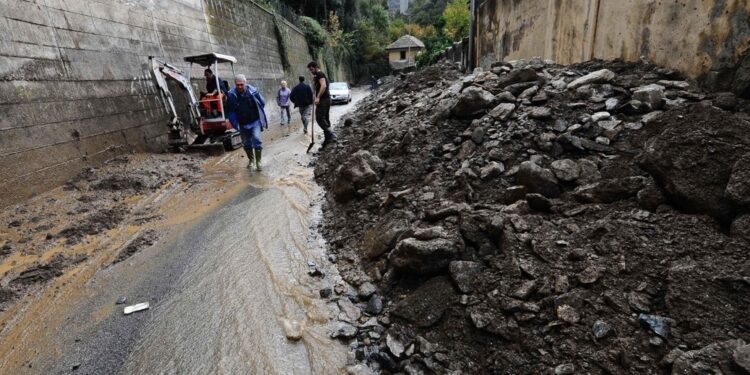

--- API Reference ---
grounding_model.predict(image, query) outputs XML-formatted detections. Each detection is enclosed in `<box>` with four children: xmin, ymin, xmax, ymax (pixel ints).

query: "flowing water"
<box><xmin>123</xmin><ymin>142</ymin><xmax>345</xmax><ymax>374</ymax></box>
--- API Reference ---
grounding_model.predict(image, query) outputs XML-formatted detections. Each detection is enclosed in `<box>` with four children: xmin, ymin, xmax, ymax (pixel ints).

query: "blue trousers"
<box><xmin>239</xmin><ymin>120</ymin><xmax>262</xmax><ymax>150</ymax></box>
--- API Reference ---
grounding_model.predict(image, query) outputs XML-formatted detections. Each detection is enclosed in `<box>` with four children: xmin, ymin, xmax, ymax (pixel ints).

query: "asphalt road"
<box><xmin>5</xmin><ymin>89</ymin><xmax>369</xmax><ymax>375</ymax></box>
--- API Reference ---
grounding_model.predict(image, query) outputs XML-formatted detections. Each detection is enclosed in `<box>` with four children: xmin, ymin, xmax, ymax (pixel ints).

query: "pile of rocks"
<box><xmin>315</xmin><ymin>59</ymin><xmax>750</xmax><ymax>374</ymax></box>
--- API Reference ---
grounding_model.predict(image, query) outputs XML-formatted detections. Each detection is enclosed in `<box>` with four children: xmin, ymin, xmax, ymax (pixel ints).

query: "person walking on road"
<box><xmin>227</xmin><ymin>74</ymin><xmax>268</xmax><ymax>171</ymax></box>
<box><xmin>289</xmin><ymin>76</ymin><xmax>314</xmax><ymax>134</ymax></box>
<box><xmin>277</xmin><ymin>80</ymin><xmax>292</xmax><ymax>130</ymax></box>
<box><xmin>307</xmin><ymin>62</ymin><xmax>336</xmax><ymax>149</ymax></box>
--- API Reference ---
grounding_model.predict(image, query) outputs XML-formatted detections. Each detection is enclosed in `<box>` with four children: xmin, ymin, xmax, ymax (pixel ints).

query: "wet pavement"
<box><xmin>0</xmin><ymin>89</ymin><xmax>369</xmax><ymax>374</ymax></box>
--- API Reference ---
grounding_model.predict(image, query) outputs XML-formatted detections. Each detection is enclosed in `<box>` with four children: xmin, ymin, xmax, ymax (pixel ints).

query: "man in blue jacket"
<box><xmin>227</xmin><ymin>74</ymin><xmax>268</xmax><ymax>171</ymax></box>
<box><xmin>289</xmin><ymin>76</ymin><xmax>314</xmax><ymax>134</ymax></box>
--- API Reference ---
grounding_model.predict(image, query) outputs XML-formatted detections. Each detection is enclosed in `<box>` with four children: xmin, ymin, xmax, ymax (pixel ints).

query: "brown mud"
<box><xmin>0</xmin><ymin>150</ymin><xmax>251</xmax><ymax>370</ymax></box>
<box><xmin>315</xmin><ymin>60</ymin><xmax>750</xmax><ymax>374</ymax></box>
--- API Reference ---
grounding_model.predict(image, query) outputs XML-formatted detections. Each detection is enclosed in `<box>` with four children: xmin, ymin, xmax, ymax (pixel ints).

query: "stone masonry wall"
<box><xmin>0</xmin><ymin>0</ymin><xmax>325</xmax><ymax>207</ymax></box>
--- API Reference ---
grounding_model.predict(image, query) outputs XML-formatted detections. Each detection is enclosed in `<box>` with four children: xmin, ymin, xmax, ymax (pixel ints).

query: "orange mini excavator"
<box><xmin>149</xmin><ymin>53</ymin><xmax>242</xmax><ymax>154</ymax></box>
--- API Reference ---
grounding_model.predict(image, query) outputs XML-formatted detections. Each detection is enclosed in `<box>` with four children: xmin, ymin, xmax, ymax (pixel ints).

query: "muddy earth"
<box><xmin>0</xmin><ymin>153</ymin><xmax>204</xmax><ymax>310</ymax></box>
<box><xmin>315</xmin><ymin>60</ymin><xmax>750</xmax><ymax>374</ymax></box>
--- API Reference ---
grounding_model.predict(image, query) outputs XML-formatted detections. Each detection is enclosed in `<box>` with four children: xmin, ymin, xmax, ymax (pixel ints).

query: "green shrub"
<box><xmin>300</xmin><ymin>16</ymin><xmax>328</xmax><ymax>57</ymax></box>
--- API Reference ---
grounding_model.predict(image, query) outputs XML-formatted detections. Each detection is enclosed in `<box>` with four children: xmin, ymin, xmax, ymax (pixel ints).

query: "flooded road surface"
<box><xmin>0</xmin><ymin>89</ymin><xmax>369</xmax><ymax>374</ymax></box>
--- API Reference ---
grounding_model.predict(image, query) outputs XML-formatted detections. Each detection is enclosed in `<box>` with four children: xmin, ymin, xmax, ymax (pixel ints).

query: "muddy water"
<box><xmin>123</xmin><ymin>144</ymin><xmax>343</xmax><ymax>374</ymax></box>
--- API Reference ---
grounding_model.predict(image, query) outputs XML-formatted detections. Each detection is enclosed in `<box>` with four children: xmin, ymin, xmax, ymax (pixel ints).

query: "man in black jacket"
<box><xmin>307</xmin><ymin>62</ymin><xmax>336</xmax><ymax>148</ymax></box>
<box><xmin>289</xmin><ymin>76</ymin><xmax>314</xmax><ymax>134</ymax></box>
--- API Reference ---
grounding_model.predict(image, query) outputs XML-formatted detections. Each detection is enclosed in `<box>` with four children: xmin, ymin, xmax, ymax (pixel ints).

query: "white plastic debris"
<box><xmin>123</xmin><ymin>302</ymin><xmax>150</xmax><ymax>315</ymax></box>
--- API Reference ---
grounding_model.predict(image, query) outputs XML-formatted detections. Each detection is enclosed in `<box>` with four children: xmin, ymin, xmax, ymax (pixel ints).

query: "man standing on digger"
<box><xmin>227</xmin><ymin>74</ymin><xmax>268</xmax><ymax>171</ymax></box>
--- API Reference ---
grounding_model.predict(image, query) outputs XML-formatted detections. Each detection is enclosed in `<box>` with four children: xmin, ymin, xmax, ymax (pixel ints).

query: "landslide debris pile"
<box><xmin>315</xmin><ymin>59</ymin><xmax>750</xmax><ymax>374</ymax></box>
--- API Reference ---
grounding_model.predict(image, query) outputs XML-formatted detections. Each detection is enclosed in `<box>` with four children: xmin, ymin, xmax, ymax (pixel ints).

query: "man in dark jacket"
<box><xmin>307</xmin><ymin>61</ymin><xmax>336</xmax><ymax>148</ymax></box>
<box><xmin>289</xmin><ymin>76</ymin><xmax>314</xmax><ymax>134</ymax></box>
<box><xmin>227</xmin><ymin>74</ymin><xmax>268</xmax><ymax>171</ymax></box>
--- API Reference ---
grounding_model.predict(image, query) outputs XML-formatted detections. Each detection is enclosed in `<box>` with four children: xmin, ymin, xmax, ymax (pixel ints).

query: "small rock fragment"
<box><xmin>330</xmin><ymin>322</ymin><xmax>358</xmax><ymax>339</ymax></box>
<box><xmin>386</xmin><ymin>334</ymin><xmax>405</xmax><ymax>358</ymax></box>
<box><xmin>480</xmin><ymin>162</ymin><xmax>505</xmax><ymax>180</ymax></box>
<box><xmin>283</xmin><ymin>319</ymin><xmax>303</xmax><ymax>341</ymax></box>
<box><xmin>449</xmin><ymin>261</ymin><xmax>482</xmax><ymax>293</ymax></box>
<box><xmin>592</xmin><ymin>320</ymin><xmax>612</xmax><ymax>339</ymax></box>
<box><xmin>338</xmin><ymin>298</ymin><xmax>362</xmax><ymax>322</ymax></box>
<box><xmin>365</xmin><ymin>295</ymin><xmax>384</xmax><ymax>315</ymax></box>
<box><xmin>554</xmin><ymin>363</ymin><xmax>576</xmax><ymax>374</ymax></box>
<box><xmin>638</xmin><ymin>313</ymin><xmax>671</xmax><ymax>338</ymax></box>
<box><xmin>319</xmin><ymin>288</ymin><xmax>333</xmax><ymax>299</ymax></box>
<box><xmin>577</xmin><ymin>265</ymin><xmax>606</xmax><ymax>284</ymax></box>
<box><xmin>528</xmin><ymin>106</ymin><xmax>553</xmax><ymax>119</ymax></box>
<box><xmin>556</xmin><ymin>304</ymin><xmax>580</xmax><ymax>323</ymax></box>
<box><xmin>358</xmin><ymin>282</ymin><xmax>377</xmax><ymax>299</ymax></box>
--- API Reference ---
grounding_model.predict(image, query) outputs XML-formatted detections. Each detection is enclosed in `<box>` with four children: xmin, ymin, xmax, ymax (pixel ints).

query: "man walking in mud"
<box><xmin>227</xmin><ymin>74</ymin><xmax>268</xmax><ymax>171</ymax></box>
<box><xmin>307</xmin><ymin>62</ymin><xmax>336</xmax><ymax>149</ymax></box>
<box><xmin>290</xmin><ymin>76</ymin><xmax>313</xmax><ymax>134</ymax></box>
<box><xmin>277</xmin><ymin>80</ymin><xmax>292</xmax><ymax>130</ymax></box>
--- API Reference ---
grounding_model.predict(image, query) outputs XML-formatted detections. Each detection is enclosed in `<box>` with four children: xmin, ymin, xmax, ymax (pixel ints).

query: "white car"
<box><xmin>329</xmin><ymin>82</ymin><xmax>352</xmax><ymax>104</ymax></box>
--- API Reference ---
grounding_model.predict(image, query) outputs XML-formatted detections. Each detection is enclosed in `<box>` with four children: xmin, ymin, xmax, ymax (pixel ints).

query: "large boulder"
<box><xmin>730</xmin><ymin>215</ymin><xmax>750</xmax><ymax>242</ymax></box>
<box><xmin>632</xmin><ymin>84</ymin><xmax>666</xmax><ymax>110</ymax></box>
<box><xmin>489</xmin><ymin>103</ymin><xmax>516</xmax><ymax>121</ymax></box>
<box><xmin>726</xmin><ymin>154</ymin><xmax>750</xmax><ymax>207</ymax></box>
<box><xmin>566</xmin><ymin>69</ymin><xmax>615</xmax><ymax>90</ymax></box>
<box><xmin>389</xmin><ymin>226</ymin><xmax>464</xmax><ymax>274</ymax></box>
<box><xmin>637</xmin><ymin>106</ymin><xmax>750</xmax><ymax>222</ymax></box>
<box><xmin>361</xmin><ymin>210</ymin><xmax>414</xmax><ymax>259</ymax></box>
<box><xmin>392</xmin><ymin>276</ymin><xmax>457</xmax><ymax>327</ymax></box>
<box><xmin>550</xmin><ymin>159</ymin><xmax>581</xmax><ymax>182</ymax></box>
<box><xmin>333</xmin><ymin>150</ymin><xmax>385</xmax><ymax>202</ymax></box>
<box><xmin>497</xmin><ymin>68</ymin><xmax>538</xmax><ymax>88</ymax></box>
<box><xmin>669</xmin><ymin>339</ymin><xmax>747</xmax><ymax>375</ymax></box>
<box><xmin>574</xmin><ymin>177</ymin><xmax>646</xmax><ymax>203</ymax></box>
<box><xmin>451</xmin><ymin>86</ymin><xmax>496</xmax><ymax>118</ymax></box>
<box><xmin>515</xmin><ymin>161</ymin><xmax>560</xmax><ymax>198</ymax></box>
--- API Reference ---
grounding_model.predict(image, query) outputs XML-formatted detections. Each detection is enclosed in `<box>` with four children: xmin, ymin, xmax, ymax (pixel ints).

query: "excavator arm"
<box><xmin>148</xmin><ymin>57</ymin><xmax>201</xmax><ymax>140</ymax></box>
<box><xmin>147</xmin><ymin>55</ymin><xmax>241</xmax><ymax>154</ymax></box>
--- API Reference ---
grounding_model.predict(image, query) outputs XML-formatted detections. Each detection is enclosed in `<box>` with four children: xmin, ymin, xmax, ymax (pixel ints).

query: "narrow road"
<box><xmin>4</xmin><ymin>89</ymin><xmax>369</xmax><ymax>375</ymax></box>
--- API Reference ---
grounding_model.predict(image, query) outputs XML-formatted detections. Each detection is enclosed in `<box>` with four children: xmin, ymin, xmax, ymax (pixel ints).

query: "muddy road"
<box><xmin>0</xmin><ymin>89</ymin><xmax>369</xmax><ymax>374</ymax></box>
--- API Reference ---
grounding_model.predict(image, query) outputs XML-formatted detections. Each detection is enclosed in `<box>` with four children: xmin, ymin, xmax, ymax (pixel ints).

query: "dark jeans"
<box><xmin>279</xmin><ymin>105</ymin><xmax>291</xmax><ymax>125</ymax></box>
<box><xmin>315</xmin><ymin>97</ymin><xmax>335</xmax><ymax>143</ymax></box>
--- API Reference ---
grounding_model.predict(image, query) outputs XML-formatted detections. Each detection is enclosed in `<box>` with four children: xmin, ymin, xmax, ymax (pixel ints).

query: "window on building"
<box><xmin>400</xmin><ymin>51</ymin><xmax>406</xmax><ymax>60</ymax></box>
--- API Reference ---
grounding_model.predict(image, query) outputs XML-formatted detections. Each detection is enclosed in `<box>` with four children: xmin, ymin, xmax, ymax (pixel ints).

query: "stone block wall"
<box><xmin>0</xmin><ymin>0</ymin><xmax>332</xmax><ymax>207</ymax></box>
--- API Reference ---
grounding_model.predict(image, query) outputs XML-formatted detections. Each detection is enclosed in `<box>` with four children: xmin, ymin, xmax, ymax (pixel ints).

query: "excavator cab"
<box><xmin>149</xmin><ymin>53</ymin><xmax>242</xmax><ymax>154</ymax></box>
<box><xmin>184</xmin><ymin>53</ymin><xmax>236</xmax><ymax>137</ymax></box>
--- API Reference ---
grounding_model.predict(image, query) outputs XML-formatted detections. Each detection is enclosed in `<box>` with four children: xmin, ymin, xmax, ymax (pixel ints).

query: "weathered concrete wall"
<box><xmin>476</xmin><ymin>0</ymin><xmax>750</xmax><ymax>94</ymax></box>
<box><xmin>0</xmin><ymin>0</ymin><xmax>333</xmax><ymax>207</ymax></box>
<box><xmin>439</xmin><ymin>37</ymin><xmax>470</xmax><ymax>71</ymax></box>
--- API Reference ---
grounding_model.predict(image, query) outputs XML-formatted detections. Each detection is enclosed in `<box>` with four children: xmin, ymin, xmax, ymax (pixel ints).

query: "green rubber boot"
<box><xmin>243</xmin><ymin>148</ymin><xmax>254</xmax><ymax>168</ymax></box>
<box><xmin>254</xmin><ymin>149</ymin><xmax>262</xmax><ymax>171</ymax></box>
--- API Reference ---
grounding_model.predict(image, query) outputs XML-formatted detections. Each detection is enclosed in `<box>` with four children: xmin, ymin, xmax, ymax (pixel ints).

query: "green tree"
<box><xmin>299</xmin><ymin>16</ymin><xmax>328</xmax><ymax>57</ymax></box>
<box><xmin>443</xmin><ymin>0</ymin><xmax>470</xmax><ymax>41</ymax></box>
<box><xmin>408</xmin><ymin>0</ymin><xmax>449</xmax><ymax>26</ymax></box>
<box><xmin>327</xmin><ymin>12</ymin><xmax>355</xmax><ymax>60</ymax></box>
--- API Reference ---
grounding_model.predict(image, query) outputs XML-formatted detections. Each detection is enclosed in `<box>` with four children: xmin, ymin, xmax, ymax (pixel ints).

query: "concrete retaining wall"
<box><xmin>440</xmin><ymin>37</ymin><xmax>470</xmax><ymax>71</ymax></box>
<box><xmin>0</xmin><ymin>0</ymin><xmax>333</xmax><ymax>207</ymax></box>
<box><xmin>476</xmin><ymin>0</ymin><xmax>750</xmax><ymax>94</ymax></box>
